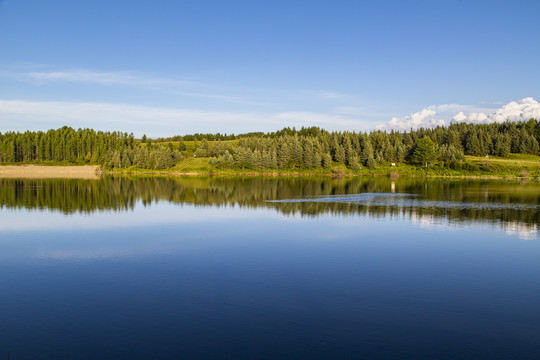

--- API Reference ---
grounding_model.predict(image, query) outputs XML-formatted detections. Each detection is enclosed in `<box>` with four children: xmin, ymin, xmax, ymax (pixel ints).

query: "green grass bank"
<box><xmin>103</xmin><ymin>153</ymin><xmax>540</xmax><ymax>180</ymax></box>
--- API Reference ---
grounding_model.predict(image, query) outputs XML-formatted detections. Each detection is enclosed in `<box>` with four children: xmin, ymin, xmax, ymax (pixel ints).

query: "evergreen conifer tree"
<box><xmin>412</xmin><ymin>136</ymin><xmax>439</xmax><ymax>167</ymax></box>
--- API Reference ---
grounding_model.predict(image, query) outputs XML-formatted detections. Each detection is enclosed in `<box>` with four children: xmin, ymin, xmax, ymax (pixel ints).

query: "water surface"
<box><xmin>0</xmin><ymin>176</ymin><xmax>539</xmax><ymax>359</ymax></box>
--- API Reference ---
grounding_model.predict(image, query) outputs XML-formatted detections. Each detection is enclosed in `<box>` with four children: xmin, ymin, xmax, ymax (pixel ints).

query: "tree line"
<box><xmin>202</xmin><ymin>119</ymin><xmax>540</xmax><ymax>170</ymax></box>
<box><xmin>0</xmin><ymin>119</ymin><xmax>539</xmax><ymax>170</ymax></box>
<box><xmin>0</xmin><ymin>126</ymin><xmax>182</xmax><ymax>169</ymax></box>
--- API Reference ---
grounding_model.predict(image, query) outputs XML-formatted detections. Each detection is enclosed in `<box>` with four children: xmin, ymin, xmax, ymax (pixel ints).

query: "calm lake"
<box><xmin>0</xmin><ymin>176</ymin><xmax>539</xmax><ymax>359</ymax></box>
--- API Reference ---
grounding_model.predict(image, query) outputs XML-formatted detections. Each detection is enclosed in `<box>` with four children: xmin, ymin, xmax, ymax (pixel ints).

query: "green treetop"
<box><xmin>412</xmin><ymin>136</ymin><xmax>439</xmax><ymax>167</ymax></box>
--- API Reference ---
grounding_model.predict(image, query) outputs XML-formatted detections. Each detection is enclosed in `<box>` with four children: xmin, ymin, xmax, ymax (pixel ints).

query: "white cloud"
<box><xmin>5</xmin><ymin>68</ymin><xmax>254</xmax><ymax>104</ymax></box>
<box><xmin>0</xmin><ymin>99</ymin><xmax>259</xmax><ymax>136</ymax></box>
<box><xmin>452</xmin><ymin>111</ymin><xmax>488</xmax><ymax>124</ymax></box>
<box><xmin>377</xmin><ymin>97</ymin><xmax>540</xmax><ymax>131</ymax></box>
<box><xmin>453</xmin><ymin>97</ymin><xmax>540</xmax><ymax>124</ymax></box>
<box><xmin>317</xmin><ymin>91</ymin><xmax>352</xmax><ymax>100</ymax></box>
<box><xmin>26</xmin><ymin>70</ymin><xmax>146</xmax><ymax>85</ymax></box>
<box><xmin>0</xmin><ymin>99</ymin><xmax>371</xmax><ymax>137</ymax></box>
<box><xmin>15</xmin><ymin>69</ymin><xmax>198</xmax><ymax>88</ymax></box>
<box><xmin>376</xmin><ymin>108</ymin><xmax>446</xmax><ymax>131</ymax></box>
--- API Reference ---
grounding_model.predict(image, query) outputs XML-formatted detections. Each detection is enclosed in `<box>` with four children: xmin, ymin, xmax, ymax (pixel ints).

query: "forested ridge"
<box><xmin>0</xmin><ymin>119</ymin><xmax>539</xmax><ymax>171</ymax></box>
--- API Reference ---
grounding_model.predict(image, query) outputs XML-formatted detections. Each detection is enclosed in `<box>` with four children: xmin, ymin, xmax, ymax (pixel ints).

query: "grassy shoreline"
<box><xmin>1</xmin><ymin>154</ymin><xmax>539</xmax><ymax>180</ymax></box>
<box><xmin>105</xmin><ymin>153</ymin><xmax>540</xmax><ymax>180</ymax></box>
<box><xmin>104</xmin><ymin>170</ymin><xmax>536</xmax><ymax>181</ymax></box>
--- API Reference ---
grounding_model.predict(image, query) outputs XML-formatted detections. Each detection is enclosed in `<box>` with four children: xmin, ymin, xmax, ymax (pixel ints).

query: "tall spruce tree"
<box><xmin>412</xmin><ymin>136</ymin><xmax>439</xmax><ymax>167</ymax></box>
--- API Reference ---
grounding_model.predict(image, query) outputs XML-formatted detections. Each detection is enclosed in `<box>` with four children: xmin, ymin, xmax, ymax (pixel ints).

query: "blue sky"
<box><xmin>1</xmin><ymin>0</ymin><xmax>539</xmax><ymax>137</ymax></box>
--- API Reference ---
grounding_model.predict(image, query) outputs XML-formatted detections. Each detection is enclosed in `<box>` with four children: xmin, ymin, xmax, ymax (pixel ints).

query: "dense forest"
<box><xmin>0</xmin><ymin>127</ymin><xmax>182</xmax><ymax>170</ymax></box>
<box><xmin>0</xmin><ymin>119</ymin><xmax>539</xmax><ymax>170</ymax></box>
<box><xmin>204</xmin><ymin>119</ymin><xmax>539</xmax><ymax>170</ymax></box>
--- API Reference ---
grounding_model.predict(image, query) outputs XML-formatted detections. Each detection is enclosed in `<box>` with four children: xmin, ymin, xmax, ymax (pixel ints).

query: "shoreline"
<box><xmin>0</xmin><ymin>165</ymin><xmax>101</xmax><ymax>179</ymax></box>
<box><xmin>0</xmin><ymin>164</ymin><xmax>536</xmax><ymax>181</ymax></box>
<box><xmin>103</xmin><ymin>170</ymin><xmax>535</xmax><ymax>181</ymax></box>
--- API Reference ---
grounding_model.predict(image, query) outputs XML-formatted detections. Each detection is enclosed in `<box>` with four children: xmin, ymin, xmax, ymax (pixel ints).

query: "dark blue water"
<box><xmin>0</xmin><ymin>177</ymin><xmax>539</xmax><ymax>359</ymax></box>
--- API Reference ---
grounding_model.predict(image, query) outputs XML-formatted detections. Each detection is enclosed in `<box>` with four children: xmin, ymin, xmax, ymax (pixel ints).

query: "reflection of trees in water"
<box><xmin>271</xmin><ymin>199</ymin><xmax>539</xmax><ymax>235</ymax></box>
<box><xmin>0</xmin><ymin>176</ymin><xmax>538</xmax><ymax>233</ymax></box>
